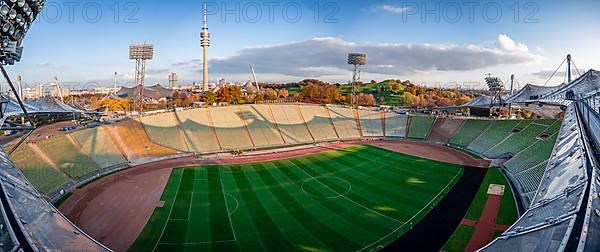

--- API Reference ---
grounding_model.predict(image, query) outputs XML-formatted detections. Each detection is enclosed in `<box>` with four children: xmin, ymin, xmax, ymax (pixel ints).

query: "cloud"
<box><xmin>37</xmin><ymin>61</ymin><xmax>53</xmax><ymax>67</ymax></box>
<box><xmin>201</xmin><ymin>34</ymin><xmax>541</xmax><ymax>80</ymax></box>
<box><xmin>173</xmin><ymin>59</ymin><xmax>202</xmax><ymax>67</ymax></box>
<box><xmin>531</xmin><ymin>68</ymin><xmax>587</xmax><ymax>79</ymax></box>
<box><xmin>531</xmin><ymin>70</ymin><xmax>565</xmax><ymax>79</ymax></box>
<box><xmin>373</xmin><ymin>4</ymin><xmax>411</xmax><ymax>14</ymax></box>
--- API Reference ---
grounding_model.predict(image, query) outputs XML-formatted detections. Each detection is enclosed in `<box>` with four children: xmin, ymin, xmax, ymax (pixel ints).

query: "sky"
<box><xmin>7</xmin><ymin>0</ymin><xmax>600</xmax><ymax>90</ymax></box>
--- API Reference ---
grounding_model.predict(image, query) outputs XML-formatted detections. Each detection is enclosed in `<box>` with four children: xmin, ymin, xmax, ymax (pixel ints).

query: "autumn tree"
<box><xmin>92</xmin><ymin>98</ymin><xmax>130</xmax><ymax>112</ymax></box>
<box><xmin>204</xmin><ymin>91</ymin><xmax>216</xmax><ymax>105</ymax></box>
<box><xmin>216</xmin><ymin>86</ymin><xmax>243</xmax><ymax>104</ymax></box>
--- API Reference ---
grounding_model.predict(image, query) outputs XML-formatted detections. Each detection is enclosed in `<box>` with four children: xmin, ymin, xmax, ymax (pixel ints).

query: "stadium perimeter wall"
<box><xmin>10</xmin><ymin>104</ymin><xmax>561</xmax><ymax>210</ymax></box>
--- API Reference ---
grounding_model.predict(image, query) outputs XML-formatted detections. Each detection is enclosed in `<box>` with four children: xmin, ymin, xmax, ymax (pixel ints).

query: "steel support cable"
<box><xmin>544</xmin><ymin>57</ymin><xmax>567</xmax><ymax>86</ymax></box>
<box><xmin>571</xmin><ymin>59</ymin><xmax>583</xmax><ymax>77</ymax></box>
<box><xmin>0</xmin><ymin>66</ymin><xmax>37</xmax><ymax>155</ymax></box>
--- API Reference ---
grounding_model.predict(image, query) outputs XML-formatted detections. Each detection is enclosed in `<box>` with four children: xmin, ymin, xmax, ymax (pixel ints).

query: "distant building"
<box><xmin>70</xmin><ymin>87</ymin><xmax>120</xmax><ymax>96</ymax></box>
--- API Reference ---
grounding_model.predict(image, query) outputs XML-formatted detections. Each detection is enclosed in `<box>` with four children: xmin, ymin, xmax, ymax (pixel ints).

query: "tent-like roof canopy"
<box><xmin>505</xmin><ymin>83</ymin><xmax>563</xmax><ymax>103</ymax></box>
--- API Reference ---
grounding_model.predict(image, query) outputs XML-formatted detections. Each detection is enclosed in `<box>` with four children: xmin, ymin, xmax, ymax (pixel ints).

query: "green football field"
<box><xmin>130</xmin><ymin>145</ymin><xmax>464</xmax><ymax>251</ymax></box>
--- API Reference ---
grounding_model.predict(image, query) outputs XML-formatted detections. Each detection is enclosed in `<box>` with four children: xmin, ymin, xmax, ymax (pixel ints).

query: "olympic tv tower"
<box><xmin>201</xmin><ymin>0</ymin><xmax>211</xmax><ymax>92</ymax></box>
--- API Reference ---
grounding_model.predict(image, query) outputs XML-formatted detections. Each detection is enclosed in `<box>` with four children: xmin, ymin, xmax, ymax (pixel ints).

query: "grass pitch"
<box><xmin>130</xmin><ymin>145</ymin><xmax>464</xmax><ymax>251</ymax></box>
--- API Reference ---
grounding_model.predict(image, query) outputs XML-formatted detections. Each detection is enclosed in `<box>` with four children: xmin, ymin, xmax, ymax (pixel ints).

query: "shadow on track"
<box><xmin>383</xmin><ymin>167</ymin><xmax>487</xmax><ymax>252</ymax></box>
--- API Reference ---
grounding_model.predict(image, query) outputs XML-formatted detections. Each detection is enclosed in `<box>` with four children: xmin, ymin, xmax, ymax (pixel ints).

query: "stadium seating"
<box><xmin>270</xmin><ymin>104</ymin><xmax>314</xmax><ymax>144</ymax></box>
<box><xmin>513</xmin><ymin>161</ymin><xmax>547</xmax><ymax>194</ymax></box>
<box><xmin>176</xmin><ymin>108</ymin><xmax>221</xmax><ymax>153</ymax></box>
<box><xmin>35</xmin><ymin>134</ymin><xmax>99</xmax><ymax>178</ymax></box>
<box><xmin>9</xmin><ymin>144</ymin><xmax>72</xmax><ymax>195</ymax></box>
<box><xmin>327</xmin><ymin>106</ymin><xmax>361</xmax><ymax>139</ymax></box>
<box><xmin>504</xmin><ymin>135</ymin><xmax>558</xmax><ymax>174</ymax></box>
<box><xmin>384</xmin><ymin>112</ymin><xmax>408</xmax><ymax>137</ymax></box>
<box><xmin>299</xmin><ymin>105</ymin><xmax>338</xmax><ymax>141</ymax></box>
<box><xmin>484</xmin><ymin>121</ymin><xmax>554</xmax><ymax>157</ymax></box>
<box><xmin>427</xmin><ymin>118</ymin><xmax>464</xmax><ymax>143</ymax></box>
<box><xmin>467</xmin><ymin>120</ymin><xmax>523</xmax><ymax>154</ymax></box>
<box><xmin>544</xmin><ymin>120</ymin><xmax>563</xmax><ymax>134</ymax></box>
<box><xmin>71</xmin><ymin>127</ymin><xmax>128</xmax><ymax>168</ymax></box>
<box><xmin>140</xmin><ymin>113</ymin><xmax>189</xmax><ymax>152</ymax></box>
<box><xmin>448</xmin><ymin>119</ymin><xmax>491</xmax><ymax>147</ymax></box>
<box><xmin>407</xmin><ymin>115</ymin><xmax>436</xmax><ymax>139</ymax></box>
<box><xmin>107</xmin><ymin>119</ymin><xmax>179</xmax><ymax>163</ymax></box>
<box><xmin>358</xmin><ymin>109</ymin><xmax>384</xmax><ymax>137</ymax></box>
<box><xmin>208</xmin><ymin>106</ymin><xmax>254</xmax><ymax>150</ymax></box>
<box><xmin>239</xmin><ymin>105</ymin><xmax>285</xmax><ymax>148</ymax></box>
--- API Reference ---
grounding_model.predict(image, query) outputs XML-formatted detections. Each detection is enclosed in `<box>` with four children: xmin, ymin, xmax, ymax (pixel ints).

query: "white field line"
<box><xmin>152</xmin><ymin>172</ymin><xmax>184</xmax><ymax>252</ymax></box>
<box><xmin>357</xmin><ymin>168</ymin><xmax>463</xmax><ymax>252</ymax></box>
<box><xmin>290</xmin><ymin>161</ymin><xmax>404</xmax><ymax>225</ymax></box>
<box><xmin>220</xmin><ymin>169</ymin><xmax>238</xmax><ymax>241</ymax></box>
<box><xmin>158</xmin><ymin>240</ymin><xmax>236</xmax><ymax>245</ymax></box>
<box><xmin>226</xmin><ymin>193</ymin><xmax>240</xmax><ymax>215</ymax></box>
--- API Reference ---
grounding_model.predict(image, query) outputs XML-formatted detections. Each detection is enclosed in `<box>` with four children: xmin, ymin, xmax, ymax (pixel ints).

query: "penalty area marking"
<box><xmin>356</xmin><ymin>168</ymin><xmax>463</xmax><ymax>252</ymax></box>
<box><xmin>226</xmin><ymin>193</ymin><xmax>239</xmax><ymax>215</ymax></box>
<box><xmin>220</xmin><ymin>169</ymin><xmax>238</xmax><ymax>241</ymax></box>
<box><xmin>152</xmin><ymin>171</ymin><xmax>184</xmax><ymax>252</ymax></box>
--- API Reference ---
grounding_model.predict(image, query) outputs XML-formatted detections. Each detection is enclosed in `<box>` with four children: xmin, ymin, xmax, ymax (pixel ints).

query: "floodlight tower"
<box><xmin>348</xmin><ymin>53</ymin><xmax>367</xmax><ymax>108</ymax></box>
<box><xmin>0</xmin><ymin>0</ymin><xmax>45</xmax><ymax>133</ymax></box>
<box><xmin>129</xmin><ymin>43</ymin><xmax>154</xmax><ymax>113</ymax></box>
<box><xmin>485</xmin><ymin>73</ymin><xmax>504</xmax><ymax>107</ymax></box>
<box><xmin>201</xmin><ymin>0</ymin><xmax>211</xmax><ymax>92</ymax></box>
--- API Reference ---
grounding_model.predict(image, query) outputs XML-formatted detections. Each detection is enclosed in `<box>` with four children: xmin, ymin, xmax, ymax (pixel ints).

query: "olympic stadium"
<box><xmin>2</xmin><ymin>1</ymin><xmax>600</xmax><ymax>252</ymax></box>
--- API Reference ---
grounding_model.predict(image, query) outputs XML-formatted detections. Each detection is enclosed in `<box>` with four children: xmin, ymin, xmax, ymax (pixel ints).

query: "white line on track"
<box><xmin>152</xmin><ymin>171</ymin><xmax>184</xmax><ymax>252</ymax></box>
<box><xmin>356</xmin><ymin>168</ymin><xmax>463</xmax><ymax>252</ymax></box>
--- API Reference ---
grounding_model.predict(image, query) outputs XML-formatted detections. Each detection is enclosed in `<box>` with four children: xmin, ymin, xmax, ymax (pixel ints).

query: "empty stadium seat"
<box><xmin>358</xmin><ymin>109</ymin><xmax>384</xmax><ymax>137</ymax></box>
<box><xmin>240</xmin><ymin>105</ymin><xmax>285</xmax><ymax>148</ymax></box>
<box><xmin>71</xmin><ymin>127</ymin><xmax>128</xmax><ymax>168</ymax></box>
<box><xmin>467</xmin><ymin>120</ymin><xmax>523</xmax><ymax>154</ymax></box>
<box><xmin>209</xmin><ymin>106</ymin><xmax>254</xmax><ymax>150</ymax></box>
<box><xmin>176</xmin><ymin>108</ymin><xmax>222</xmax><ymax>153</ymax></box>
<box><xmin>270</xmin><ymin>104</ymin><xmax>314</xmax><ymax>144</ymax></box>
<box><xmin>107</xmin><ymin>119</ymin><xmax>180</xmax><ymax>163</ymax></box>
<box><xmin>407</xmin><ymin>115</ymin><xmax>436</xmax><ymax>139</ymax></box>
<box><xmin>449</xmin><ymin>119</ymin><xmax>491</xmax><ymax>147</ymax></box>
<box><xmin>299</xmin><ymin>105</ymin><xmax>338</xmax><ymax>141</ymax></box>
<box><xmin>484</xmin><ymin>121</ymin><xmax>553</xmax><ymax>158</ymax></box>
<box><xmin>327</xmin><ymin>106</ymin><xmax>361</xmax><ymax>139</ymax></box>
<box><xmin>140</xmin><ymin>113</ymin><xmax>189</xmax><ymax>152</ymax></box>
<box><xmin>384</xmin><ymin>112</ymin><xmax>408</xmax><ymax>137</ymax></box>
<box><xmin>9</xmin><ymin>144</ymin><xmax>72</xmax><ymax>195</ymax></box>
<box><xmin>35</xmin><ymin>134</ymin><xmax>99</xmax><ymax>178</ymax></box>
<box><xmin>427</xmin><ymin>118</ymin><xmax>464</xmax><ymax>143</ymax></box>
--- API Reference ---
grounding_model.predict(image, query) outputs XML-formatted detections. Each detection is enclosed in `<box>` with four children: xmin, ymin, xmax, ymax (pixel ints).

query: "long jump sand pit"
<box><xmin>59</xmin><ymin>140</ymin><xmax>490</xmax><ymax>251</ymax></box>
